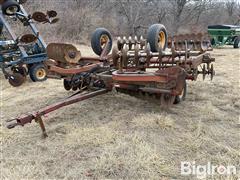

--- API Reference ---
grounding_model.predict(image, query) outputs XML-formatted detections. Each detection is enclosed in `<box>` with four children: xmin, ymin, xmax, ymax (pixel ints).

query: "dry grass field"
<box><xmin>0</xmin><ymin>46</ymin><xmax>239</xmax><ymax>179</ymax></box>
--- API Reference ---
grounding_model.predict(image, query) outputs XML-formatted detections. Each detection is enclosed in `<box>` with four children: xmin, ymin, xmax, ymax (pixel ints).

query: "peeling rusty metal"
<box><xmin>19</xmin><ymin>34</ymin><xmax>37</xmax><ymax>44</ymax></box>
<box><xmin>47</xmin><ymin>10</ymin><xmax>57</xmax><ymax>18</ymax></box>
<box><xmin>32</xmin><ymin>10</ymin><xmax>59</xmax><ymax>24</ymax></box>
<box><xmin>47</xmin><ymin>43</ymin><xmax>81</xmax><ymax>65</ymax></box>
<box><xmin>32</xmin><ymin>11</ymin><xmax>48</xmax><ymax>22</ymax></box>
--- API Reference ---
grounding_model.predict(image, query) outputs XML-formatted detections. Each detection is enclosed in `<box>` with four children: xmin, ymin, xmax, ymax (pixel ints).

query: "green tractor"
<box><xmin>208</xmin><ymin>25</ymin><xmax>240</xmax><ymax>48</ymax></box>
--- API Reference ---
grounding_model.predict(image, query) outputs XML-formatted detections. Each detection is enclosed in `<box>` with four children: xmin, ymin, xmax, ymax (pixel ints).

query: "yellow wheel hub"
<box><xmin>158</xmin><ymin>31</ymin><xmax>166</xmax><ymax>49</ymax></box>
<box><xmin>36</xmin><ymin>68</ymin><xmax>46</xmax><ymax>80</ymax></box>
<box><xmin>100</xmin><ymin>35</ymin><xmax>109</xmax><ymax>47</ymax></box>
<box><xmin>7</xmin><ymin>6</ymin><xmax>18</xmax><ymax>14</ymax></box>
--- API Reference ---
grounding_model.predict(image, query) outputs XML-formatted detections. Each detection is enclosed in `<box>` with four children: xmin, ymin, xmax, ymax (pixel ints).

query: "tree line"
<box><xmin>26</xmin><ymin>0</ymin><xmax>240</xmax><ymax>43</ymax></box>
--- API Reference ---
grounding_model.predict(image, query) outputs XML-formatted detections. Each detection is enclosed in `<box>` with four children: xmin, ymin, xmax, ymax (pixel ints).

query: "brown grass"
<box><xmin>0</xmin><ymin>47</ymin><xmax>240</xmax><ymax>179</ymax></box>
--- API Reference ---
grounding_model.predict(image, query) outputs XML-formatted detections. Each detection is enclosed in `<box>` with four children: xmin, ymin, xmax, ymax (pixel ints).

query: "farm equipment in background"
<box><xmin>208</xmin><ymin>24</ymin><xmax>240</xmax><ymax>48</ymax></box>
<box><xmin>0</xmin><ymin>0</ymin><xmax>58</xmax><ymax>87</ymax></box>
<box><xmin>6</xmin><ymin>24</ymin><xmax>215</xmax><ymax>137</ymax></box>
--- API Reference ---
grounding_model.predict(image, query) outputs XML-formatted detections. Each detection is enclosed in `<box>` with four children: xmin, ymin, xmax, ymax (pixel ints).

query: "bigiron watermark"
<box><xmin>180</xmin><ymin>161</ymin><xmax>238</xmax><ymax>179</ymax></box>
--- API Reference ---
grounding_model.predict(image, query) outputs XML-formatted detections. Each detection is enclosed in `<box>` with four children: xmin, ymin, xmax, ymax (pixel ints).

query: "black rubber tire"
<box><xmin>29</xmin><ymin>63</ymin><xmax>47</xmax><ymax>82</ymax></box>
<box><xmin>233</xmin><ymin>36</ymin><xmax>240</xmax><ymax>48</ymax></box>
<box><xmin>210</xmin><ymin>38</ymin><xmax>216</xmax><ymax>46</ymax></box>
<box><xmin>174</xmin><ymin>81</ymin><xmax>187</xmax><ymax>104</ymax></box>
<box><xmin>147</xmin><ymin>24</ymin><xmax>168</xmax><ymax>52</ymax></box>
<box><xmin>91</xmin><ymin>28</ymin><xmax>112</xmax><ymax>56</ymax></box>
<box><xmin>63</xmin><ymin>79</ymin><xmax>72</xmax><ymax>91</ymax></box>
<box><xmin>2</xmin><ymin>0</ymin><xmax>20</xmax><ymax>16</ymax></box>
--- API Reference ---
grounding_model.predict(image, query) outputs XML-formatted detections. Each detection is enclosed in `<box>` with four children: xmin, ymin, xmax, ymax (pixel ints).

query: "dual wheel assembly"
<box><xmin>89</xmin><ymin>24</ymin><xmax>168</xmax><ymax>57</ymax></box>
<box><xmin>8</xmin><ymin>63</ymin><xmax>47</xmax><ymax>87</ymax></box>
<box><xmin>86</xmin><ymin>24</ymin><xmax>186</xmax><ymax>106</ymax></box>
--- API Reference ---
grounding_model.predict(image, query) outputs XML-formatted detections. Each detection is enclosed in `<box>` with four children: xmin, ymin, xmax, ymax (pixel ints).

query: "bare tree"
<box><xmin>226</xmin><ymin>0</ymin><xmax>240</xmax><ymax>24</ymax></box>
<box><xmin>226</xmin><ymin>0</ymin><xmax>235</xmax><ymax>17</ymax></box>
<box><xmin>24</xmin><ymin>0</ymin><xmax>240</xmax><ymax>43</ymax></box>
<box><xmin>115</xmin><ymin>0</ymin><xmax>146</xmax><ymax>35</ymax></box>
<box><xmin>168</xmin><ymin>0</ymin><xmax>191</xmax><ymax>33</ymax></box>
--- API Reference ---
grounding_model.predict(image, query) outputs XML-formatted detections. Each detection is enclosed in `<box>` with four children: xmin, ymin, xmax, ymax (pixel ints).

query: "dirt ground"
<box><xmin>0</xmin><ymin>46</ymin><xmax>239</xmax><ymax>180</ymax></box>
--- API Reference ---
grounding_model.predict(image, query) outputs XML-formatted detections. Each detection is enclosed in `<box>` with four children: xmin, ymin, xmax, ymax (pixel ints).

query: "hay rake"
<box><xmin>6</xmin><ymin>24</ymin><xmax>215</xmax><ymax>137</ymax></box>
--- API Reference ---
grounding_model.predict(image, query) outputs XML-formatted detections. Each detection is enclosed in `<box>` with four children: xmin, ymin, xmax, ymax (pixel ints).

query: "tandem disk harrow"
<box><xmin>6</xmin><ymin>23</ymin><xmax>215</xmax><ymax>137</ymax></box>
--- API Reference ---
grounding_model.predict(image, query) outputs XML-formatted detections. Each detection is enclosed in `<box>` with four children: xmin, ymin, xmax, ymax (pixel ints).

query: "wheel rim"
<box><xmin>100</xmin><ymin>35</ymin><xmax>109</xmax><ymax>48</ymax></box>
<box><xmin>158</xmin><ymin>31</ymin><xmax>166</xmax><ymax>49</ymax></box>
<box><xmin>6</xmin><ymin>6</ymin><xmax>18</xmax><ymax>15</ymax></box>
<box><xmin>36</xmin><ymin>68</ymin><xmax>46</xmax><ymax>80</ymax></box>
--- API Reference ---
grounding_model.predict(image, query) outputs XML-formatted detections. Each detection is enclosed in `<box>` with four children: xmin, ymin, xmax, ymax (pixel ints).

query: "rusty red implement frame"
<box><xmin>6</xmin><ymin>89</ymin><xmax>108</xmax><ymax>137</ymax></box>
<box><xmin>5</xmin><ymin>23</ymin><xmax>216</xmax><ymax>138</ymax></box>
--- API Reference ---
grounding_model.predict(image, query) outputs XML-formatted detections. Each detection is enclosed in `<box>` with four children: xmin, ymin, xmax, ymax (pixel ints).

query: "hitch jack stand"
<box><xmin>35</xmin><ymin>116</ymin><xmax>48</xmax><ymax>138</ymax></box>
